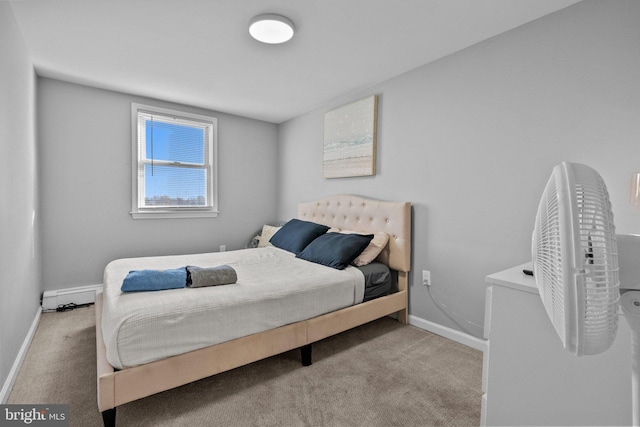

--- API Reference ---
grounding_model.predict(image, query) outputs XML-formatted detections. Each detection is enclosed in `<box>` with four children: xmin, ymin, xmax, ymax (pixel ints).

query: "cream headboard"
<box><xmin>298</xmin><ymin>195</ymin><xmax>411</xmax><ymax>273</ymax></box>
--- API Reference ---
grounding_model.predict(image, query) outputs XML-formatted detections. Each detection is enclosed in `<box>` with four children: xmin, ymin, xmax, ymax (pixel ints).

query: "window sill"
<box><xmin>130</xmin><ymin>210</ymin><xmax>220</xmax><ymax>220</ymax></box>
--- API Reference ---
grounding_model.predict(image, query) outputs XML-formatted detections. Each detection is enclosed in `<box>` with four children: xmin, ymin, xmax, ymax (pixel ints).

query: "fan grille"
<box><xmin>533</xmin><ymin>162</ymin><xmax>619</xmax><ymax>356</ymax></box>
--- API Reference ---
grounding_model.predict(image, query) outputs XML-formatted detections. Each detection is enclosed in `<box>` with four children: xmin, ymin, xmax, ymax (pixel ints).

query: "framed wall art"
<box><xmin>323</xmin><ymin>95</ymin><xmax>377</xmax><ymax>178</ymax></box>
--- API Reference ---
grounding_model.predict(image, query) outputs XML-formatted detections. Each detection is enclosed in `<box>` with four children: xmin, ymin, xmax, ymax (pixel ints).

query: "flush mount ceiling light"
<box><xmin>249</xmin><ymin>14</ymin><xmax>295</xmax><ymax>44</ymax></box>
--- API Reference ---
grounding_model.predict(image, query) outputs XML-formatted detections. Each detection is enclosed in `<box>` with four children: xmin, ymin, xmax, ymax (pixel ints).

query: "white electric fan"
<box><xmin>532</xmin><ymin>161</ymin><xmax>640</xmax><ymax>425</ymax></box>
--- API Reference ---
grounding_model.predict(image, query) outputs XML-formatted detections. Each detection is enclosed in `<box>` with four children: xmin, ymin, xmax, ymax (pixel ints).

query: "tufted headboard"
<box><xmin>298</xmin><ymin>195</ymin><xmax>411</xmax><ymax>273</ymax></box>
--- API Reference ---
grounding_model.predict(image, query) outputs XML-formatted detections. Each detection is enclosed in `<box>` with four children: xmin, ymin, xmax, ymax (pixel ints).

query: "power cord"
<box><xmin>56</xmin><ymin>302</ymin><xmax>93</xmax><ymax>312</ymax></box>
<box><xmin>426</xmin><ymin>285</ymin><xmax>481</xmax><ymax>336</ymax></box>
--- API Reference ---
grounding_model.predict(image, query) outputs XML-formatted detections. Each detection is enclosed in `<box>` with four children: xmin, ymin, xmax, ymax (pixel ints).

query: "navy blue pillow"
<box><xmin>269</xmin><ymin>219</ymin><xmax>329</xmax><ymax>254</ymax></box>
<box><xmin>296</xmin><ymin>232</ymin><xmax>374</xmax><ymax>270</ymax></box>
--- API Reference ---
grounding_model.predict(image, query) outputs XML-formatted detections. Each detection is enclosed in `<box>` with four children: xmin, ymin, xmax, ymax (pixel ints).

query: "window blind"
<box><xmin>137</xmin><ymin>110</ymin><xmax>212</xmax><ymax>209</ymax></box>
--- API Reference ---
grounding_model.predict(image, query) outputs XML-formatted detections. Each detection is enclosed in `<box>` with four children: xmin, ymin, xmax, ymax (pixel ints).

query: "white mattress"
<box><xmin>101</xmin><ymin>247</ymin><xmax>365</xmax><ymax>369</ymax></box>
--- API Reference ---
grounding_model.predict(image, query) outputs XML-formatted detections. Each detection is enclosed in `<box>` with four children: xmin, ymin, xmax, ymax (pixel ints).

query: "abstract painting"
<box><xmin>323</xmin><ymin>95</ymin><xmax>377</xmax><ymax>178</ymax></box>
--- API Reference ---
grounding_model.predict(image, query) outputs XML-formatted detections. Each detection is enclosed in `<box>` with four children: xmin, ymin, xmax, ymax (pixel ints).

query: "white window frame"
<box><xmin>130</xmin><ymin>103</ymin><xmax>219</xmax><ymax>219</ymax></box>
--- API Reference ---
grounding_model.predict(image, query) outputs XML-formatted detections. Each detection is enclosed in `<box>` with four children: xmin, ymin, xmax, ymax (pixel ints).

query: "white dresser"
<box><xmin>482</xmin><ymin>263</ymin><xmax>632</xmax><ymax>426</ymax></box>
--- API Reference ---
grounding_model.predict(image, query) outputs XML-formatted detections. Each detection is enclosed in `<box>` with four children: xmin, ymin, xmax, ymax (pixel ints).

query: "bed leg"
<box><xmin>398</xmin><ymin>308</ymin><xmax>408</xmax><ymax>325</ymax></box>
<box><xmin>300</xmin><ymin>344</ymin><xmax>312</xmax><ymax>366</ymax></box>
<box><xmin>102</xmin><ymin>408</ymin><xmax>116</xmax><ymax>427</ymax></box>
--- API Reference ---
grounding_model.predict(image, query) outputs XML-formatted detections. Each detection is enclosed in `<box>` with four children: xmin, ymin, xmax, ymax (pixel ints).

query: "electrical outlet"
<box><xmin>219</xmin><ymin>245</ymin><xmax>226</xmax><ymax>252</ymax></box>
<box><xmin>422</xmin><ymin>270</ymin><xmax>431</xmax><ymax>286</ymax></box>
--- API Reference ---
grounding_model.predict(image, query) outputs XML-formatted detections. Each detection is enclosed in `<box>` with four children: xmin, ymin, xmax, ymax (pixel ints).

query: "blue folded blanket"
<box><xmin>121</xmin><ymin>267</ymin><xmax>187</xmax><ymax>292</ymax></box>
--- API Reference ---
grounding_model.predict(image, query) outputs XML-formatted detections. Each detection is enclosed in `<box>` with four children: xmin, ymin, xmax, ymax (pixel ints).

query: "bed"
<box><xmin>95</xmin><ymin>194</ymin><xmax>411</xmax><ymax>426</ymax></box>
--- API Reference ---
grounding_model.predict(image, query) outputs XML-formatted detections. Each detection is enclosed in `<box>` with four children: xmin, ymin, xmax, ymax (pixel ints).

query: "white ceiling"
<box><xmin>10</xmin><ymin>0</ymin><xmax>581</xmax><ymax>123</ymax></box>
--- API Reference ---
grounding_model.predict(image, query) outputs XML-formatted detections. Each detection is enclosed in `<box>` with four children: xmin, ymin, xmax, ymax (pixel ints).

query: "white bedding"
<box><xmin>101</xmin><ymin>247</ymin><xmax>365</xmax><ymax>369</ymax></box>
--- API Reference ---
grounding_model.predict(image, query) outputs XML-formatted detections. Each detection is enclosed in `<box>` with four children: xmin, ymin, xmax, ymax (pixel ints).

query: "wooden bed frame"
<box><xmin>95</xmin><ymin>194</ymin><xmax>411</xmax><ymax>426</ymax></box>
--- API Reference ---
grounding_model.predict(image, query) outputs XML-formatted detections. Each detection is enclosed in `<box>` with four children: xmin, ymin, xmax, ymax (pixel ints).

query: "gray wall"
<box><xmin>38</xmin><ymin>78</ymin><xmax>279</xmax><ymax>291</ymax></box>
<box><xmin>0</xmin><ymin>3</ymin><xmax>41</xmax><ymax>397</ymax></box>
<box><xmin>277</xmin><ymin>0</ymin><xmax>640</xmax><ymax>338</ymax></box>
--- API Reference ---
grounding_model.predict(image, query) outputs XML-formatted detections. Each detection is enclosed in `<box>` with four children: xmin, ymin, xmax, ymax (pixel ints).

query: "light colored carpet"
<box><xmin>8</xmin><ymin>306</ymin><xmax>482</xmax><ymax>426</ymax></box>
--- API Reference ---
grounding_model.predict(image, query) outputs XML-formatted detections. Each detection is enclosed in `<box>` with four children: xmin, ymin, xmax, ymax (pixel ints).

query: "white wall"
<box><xmin>277</xmin><ymin>0</ymin><xmax>640</xmax><ymax>338</ymax></box>
<box><xmin>38</xmin><ymin>78</ymin><xmax>279</xmax><ymax>291</ymax></box>
<box><xmin>0</xmin><ymin>3</ymin><xmax>41</xmax><ymax>397</ymax></box>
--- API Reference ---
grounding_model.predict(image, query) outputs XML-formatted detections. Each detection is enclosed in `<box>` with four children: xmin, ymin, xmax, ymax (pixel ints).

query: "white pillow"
<box><xmin>257</xmin><ymin>224</ymin><xmax>282</xmax><ymax>248</ymax></box>
<box><xmin>328</xmin><ymin>228</ymin><xmax>389</xmax><ymax>266</ymax></box>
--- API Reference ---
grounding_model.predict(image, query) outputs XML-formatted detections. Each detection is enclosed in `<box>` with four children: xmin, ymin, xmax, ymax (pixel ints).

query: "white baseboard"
<box><xmin>41</xmin><ymin>284</ymin><xmax>103</xmax><ymax>312</ymax></box>
<box><xmin>409</xmin><ymin>314</ymin><xmax>487</xmax><ymax>353</ymax></box>
<box><xmin>0</xmin><ymin>307</ymin><xmax>41</xmax><ymax>404</ymax></box>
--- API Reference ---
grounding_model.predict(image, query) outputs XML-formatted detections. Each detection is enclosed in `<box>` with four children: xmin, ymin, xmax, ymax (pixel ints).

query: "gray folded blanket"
<box><xmin>186</xmin><ymin>265</ymin><xmax>237</xmax><ymax>288</ymax></box>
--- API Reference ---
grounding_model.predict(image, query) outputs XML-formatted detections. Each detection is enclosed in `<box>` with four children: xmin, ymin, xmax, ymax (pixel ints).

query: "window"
<box><xmin>131</xmin><ymin>103</ymin><xmax>218</xmax><ymax>219</ymax></box>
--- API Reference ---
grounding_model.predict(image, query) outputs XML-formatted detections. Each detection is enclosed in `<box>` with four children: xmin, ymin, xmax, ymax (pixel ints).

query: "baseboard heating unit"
<box><xmin>41</xmin><ymin>284</ymin><xmax>103</xmax><ymax>312</ymax></box>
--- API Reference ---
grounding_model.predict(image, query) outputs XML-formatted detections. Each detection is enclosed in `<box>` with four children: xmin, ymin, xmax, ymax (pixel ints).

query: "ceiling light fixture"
<box><xmin>249</xmin><ymin>14</ymin><xmax>295</xmax><ymax>44</ymax></box>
